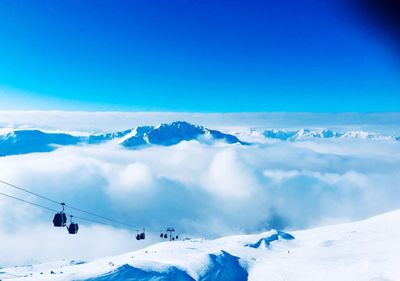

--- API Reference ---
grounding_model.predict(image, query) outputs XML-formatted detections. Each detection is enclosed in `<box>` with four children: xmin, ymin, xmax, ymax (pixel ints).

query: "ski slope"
<box><xmin>1</xmin><ymin>210</ymin><xmax>399</xmax><ymax>281</ymax></box>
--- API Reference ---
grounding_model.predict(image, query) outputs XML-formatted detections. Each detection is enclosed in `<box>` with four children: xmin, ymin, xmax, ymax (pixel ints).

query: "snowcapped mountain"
<box><xmin>0</xmin><ymin>130</ymin><xmax>83</xmax><ymax>157</ymax></box>
<box><xmin>263</xmin><ymin>128</ymin><xmax>399</xmax><ymax>141</ymax></box>
<box><xmin>1</xmin><ymin>123</ymin><xmax>398</xmax><ymax>157</ymax></box>
<box><xmin>120</xmin><ymin>121</ymin><xmax>246</xmax><ymax>147</ymax></box>
<box><xmin>0</xmin><ymin>122</ymin><xmax>246</xmax><ymax>157</ymax></box>
<box><xmin>1</xmin><ymin>209</ymin><xmax>399</xmax><ymax>280</ymax></box>
<box><xmin>87</xmin><ymin>121</ymin><xmax>246</xmax><ymax>147</ymax></box>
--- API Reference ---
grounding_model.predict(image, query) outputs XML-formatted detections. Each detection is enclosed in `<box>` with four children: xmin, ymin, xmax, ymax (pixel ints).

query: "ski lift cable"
<box><xmin>0</xmin><ymin>191</ymin><xmax>137</xmax><ymax>230</ymax></box>
<box><xmin>63</xmin><ymin>204</ymin><xmax>138</xmax><ymax>229</ymax></box>
<box><xmin>0</xmin><ymin>179</ymin><xmax>60</xmax><ymax>205</ymax></box>
<box><xmin>0</xmin><ymin>179</ymin><xmax>163</xmax><ymax>234</ymax></box>
<box><xmin>0</xmin><ymin>179</ymin><xmax>142</xmax><ymax>230</ymax></box>
<box><xmin>0</xmin><ymin>191</ymin><xmax>59</xmax><ymax>213</ymax></box>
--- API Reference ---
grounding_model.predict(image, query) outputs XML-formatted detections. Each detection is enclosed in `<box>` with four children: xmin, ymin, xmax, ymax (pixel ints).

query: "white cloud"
<box><xmin>202</xmin><ymin>149</ymin><xmax>258</xmax><ymax>200</ymax></box>
<box><xmin>263</xmin><ymin>169</ymin><xmax>300</xmax><ymax>183</ymax></box>
<box><xmin>263</xmin><ymin>169</ymin><xmax>369</xmax><ymax>188</ymax></box>
<box><xmin>106</xmin><ymin>162</ymin><xmax>155</xmax><ymax>200</ymax></box>
<box><xmin>0</xmin><ymin>119</ymin><xmax>400</xmax><ymax>266</ymax></box>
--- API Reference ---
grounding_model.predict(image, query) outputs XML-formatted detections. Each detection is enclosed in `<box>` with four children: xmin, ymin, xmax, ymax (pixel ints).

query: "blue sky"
<box><xmin>0</xmin><ymin>0</ymin><xmax>399</xmax><ymax>112</ymax></box>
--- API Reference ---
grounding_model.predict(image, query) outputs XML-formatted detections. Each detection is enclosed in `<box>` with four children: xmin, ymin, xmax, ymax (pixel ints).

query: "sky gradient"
<box><xmin>0</xmin><ymin>0</ymin><xmax>399</xmax><ymax>111</ymax></box>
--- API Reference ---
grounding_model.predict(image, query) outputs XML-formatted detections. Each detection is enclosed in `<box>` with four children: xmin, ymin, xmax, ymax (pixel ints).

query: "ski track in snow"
<box><xmin>1</xmin><ymin>210</ymin><xmax>399</xmax><ymax>281</ymax></box>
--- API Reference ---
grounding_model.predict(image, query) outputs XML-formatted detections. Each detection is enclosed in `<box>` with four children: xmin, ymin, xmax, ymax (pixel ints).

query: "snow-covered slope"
<box><xmin>263</xmin><ymin>128</ymin><xmax>399</xmax><ymax>141</ymax></box>
<box><xmin>0</xmin><ymin>122</ymin><xmax>246</xmax><ymax>157</ymax></box>
<box><xmin>2</xmin><ymin>209</ymin><xmax>399</xmax><ymax>281</ymax></box>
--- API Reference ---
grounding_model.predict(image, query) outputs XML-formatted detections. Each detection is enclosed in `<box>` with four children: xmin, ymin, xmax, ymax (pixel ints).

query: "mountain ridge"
<box><xmin>1</xmin><ymin>123</ymin><xmax>398</xmax><ymax>157</ymax></box>
<box><xmin>0</xmin><ymin>121</ymin><xmax>246</xmax><ymax>157</ymax></box>
<box><xmin>263</xmin><ymin>128</ymin><xmax>399</xmax><ymax>141</ymax></box>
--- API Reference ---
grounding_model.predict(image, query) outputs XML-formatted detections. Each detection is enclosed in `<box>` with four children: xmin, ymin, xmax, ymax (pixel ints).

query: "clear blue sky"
<box><xmin>0</xmin><ymin>0</ymin><xmax>399</xmax><ymax>112</ymax></box>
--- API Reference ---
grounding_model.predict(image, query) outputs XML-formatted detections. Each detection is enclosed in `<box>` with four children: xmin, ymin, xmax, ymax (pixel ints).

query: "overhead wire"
<box><xmin>0</xmin><ymin>191</ymin><xmax>59</xmax><ymax>213</ymax></box>
<box><xmin>63</xmin><ymin>204</ymin><xmax>139</xmax><ymax>229</ymax></box>
<box><xmin>0</xmin><ymin>191</ymin><xmax>135</xmax><ymax>229</ymax></box>
<box><xmin>0</xmin><ymin>179</ymin><xmax>149</xmax><ymax>232</ymax></box>
<box><xmin>0</xmin><ymin>179</ymin><xmax>60</xmax><ymax>205</ymax></box>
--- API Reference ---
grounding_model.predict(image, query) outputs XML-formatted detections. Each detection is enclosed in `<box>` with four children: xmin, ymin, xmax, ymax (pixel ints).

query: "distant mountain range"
<box><xmin>1</xmin><ymin>122</ymin><xmax>398</xmax><ymax>157</ymax></box>
<box><xmin>0</xmin><ymin>121</ymin><xmax>246</xmax><ymax>157</ymax></box>
<box><xmin>263</xmin><ymin>129</ymin><xmax>400</xmax><ymax>141</ymax></box>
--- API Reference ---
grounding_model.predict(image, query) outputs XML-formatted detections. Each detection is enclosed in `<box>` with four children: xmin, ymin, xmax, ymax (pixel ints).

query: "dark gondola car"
<box><xmin>140</xmin><ymin>232</ymin><xmax>145</xmax><ymax>240</ymax></box>
<box><xmin>53</xmin><ymin>212</ymin><xmax>67</xmax><ymax>227</ymax></box>
<box><xmin>136</xmin><ymin>234</ymin><xmax>141</xmax><ymax>240</ymax></box>
<box><xmin>164</xmin><ymin>234</ymin><xmax>168</xmax><ymax>239</ymax></box>
<box><xmin>160</xmin><ymin>233</ymin><xmax>164</xmax><ymax>238</ymax></box>
<box><xmin>67</xmin><ymin>223</ymin><xmax>79</xmax><ymax>234</ymax></box>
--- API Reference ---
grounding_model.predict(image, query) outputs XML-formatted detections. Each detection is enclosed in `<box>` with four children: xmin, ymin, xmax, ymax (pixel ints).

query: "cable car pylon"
<box><xmin>166</xmin><ymin>227</ymin><xmax>175</xmax><ymax>241</ymax></box>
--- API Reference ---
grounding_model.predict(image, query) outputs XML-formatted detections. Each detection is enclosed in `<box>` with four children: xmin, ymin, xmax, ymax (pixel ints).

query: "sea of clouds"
<box><xmin>0</xmin><ymin>111</ymin><xmax>399</xmax><ymax>266</ymax></box>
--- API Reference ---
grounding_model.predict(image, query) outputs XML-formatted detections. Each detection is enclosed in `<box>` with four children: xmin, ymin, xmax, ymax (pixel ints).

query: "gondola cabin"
<box><xmin>53</xmin><ymin>212</ymin><xmax>67</xmax><ymax>227</ymax></box>
<box><xmin>67</xmin><ymin>223</ymin><xmax>79</xmax><ymax>234</ymax></box>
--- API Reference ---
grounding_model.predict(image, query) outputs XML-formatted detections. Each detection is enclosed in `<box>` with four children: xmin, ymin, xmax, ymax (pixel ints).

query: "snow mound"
<box><xmin>83</xmin><ymin>264</ymin><xmax>194</xmax><ymax>281</ymax></box>
<box><xmin>246</xmin><ymin>230</ymin><xmax>295</xmax><ymax>249</ymax></box>
<box><xmin>200</xmin><ymin>250</ymin><xmax>247</xmax><ymax>281</ymax></box>
<box><xmin>82</xmin><ymin>250</ymin><xmax>248</xmax><ymax>281</ymax></box>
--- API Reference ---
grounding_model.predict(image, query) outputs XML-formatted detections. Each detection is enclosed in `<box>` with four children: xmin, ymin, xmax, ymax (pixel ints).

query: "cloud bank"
<box><xmin>1</xmin><ymin>133</ymin><xmax>400</xmax><ymax>266</ymax></box>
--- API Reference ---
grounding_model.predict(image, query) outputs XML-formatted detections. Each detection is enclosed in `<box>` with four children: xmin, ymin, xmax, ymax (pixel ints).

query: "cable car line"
<box><xmin>63</xmin><ymin>204</ymin><xmax>139</xmax><ymax>229</ymax></box>
<box><xmin>0</xmin><ymin>179</ymin><xmax>60</xmax><ymax>205</ymax></box>
<box><xmin>0</xmin><ymin>191</ymin><xmax>134</xmax><ymax>230</ymax></box>
<box><xmin>0</xmin><ymin>179</ymin><xmax>175</xmax><ymax>240</ymax></box>
<box><xmin>0</xmin><ymin>191</ymin><xmax>59</xmax><ymax>213</ymax></box>
<box><xmin>0</xmin><ymin>179</ymin><xmax>142</xmax><ymax>230</ymax></box>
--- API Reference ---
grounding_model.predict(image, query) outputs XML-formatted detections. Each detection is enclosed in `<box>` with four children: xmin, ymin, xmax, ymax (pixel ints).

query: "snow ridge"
<box><xmin>263</xmin><ymin>128</ymin><xmax>399</xmax><ymax>141</ymax></box>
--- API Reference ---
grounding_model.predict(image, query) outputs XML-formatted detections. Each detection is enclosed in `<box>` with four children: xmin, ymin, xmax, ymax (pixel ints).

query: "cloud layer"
<box><xmin>0</xmin><ymin>134</ymin><xmax>400</xmax><ymax>266</ymax></box>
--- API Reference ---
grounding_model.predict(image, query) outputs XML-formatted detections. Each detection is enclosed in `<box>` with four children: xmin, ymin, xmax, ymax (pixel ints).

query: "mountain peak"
<box><xmin>122</xmin><ymin>121</ymin><xmax>245</xmax><ymax>147</ymax></box>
